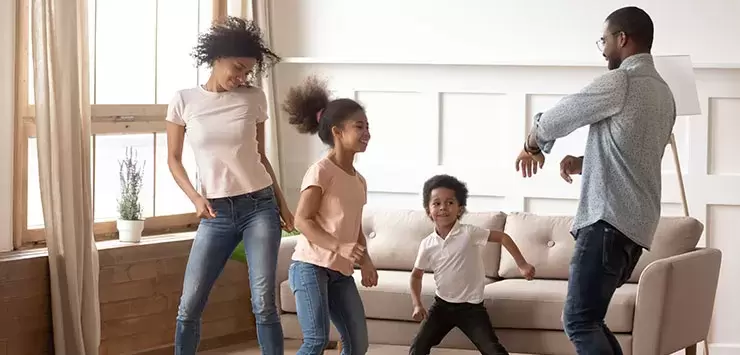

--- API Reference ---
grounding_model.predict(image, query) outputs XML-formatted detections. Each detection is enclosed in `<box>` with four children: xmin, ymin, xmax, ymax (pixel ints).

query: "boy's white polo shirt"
<box><xmin>414</xmin><ymin>221</ymin><xmax>490</xmax><ymax>304</ymax></box>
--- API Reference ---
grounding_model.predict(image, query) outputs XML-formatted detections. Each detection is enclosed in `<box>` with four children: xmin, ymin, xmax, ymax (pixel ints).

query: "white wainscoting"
<box><xmin>273</xmin><ymin>61</ymin><xmax>740</xmax><ymax>353</ymax></box>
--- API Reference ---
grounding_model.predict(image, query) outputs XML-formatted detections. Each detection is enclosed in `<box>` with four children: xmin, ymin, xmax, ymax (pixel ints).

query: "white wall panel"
<box><xmin>270</xmin><ymin>3</ymin><xmax>740</xmax><ymax>350</ymax></box>
<box><xmin>271</xmin><ymin>0</ymin><xmax>740</xmax><ymax>68</ymax></box>
<box><xmin>709</xmin><ymin>98</ymin><xmax>740</xmax><ymax>176</ymax></box>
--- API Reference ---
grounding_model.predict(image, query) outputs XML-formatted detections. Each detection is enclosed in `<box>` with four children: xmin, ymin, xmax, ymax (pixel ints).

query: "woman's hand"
<box><xmin>279</xmin><ymin>201</ymin><xmax>295</xmax><ymax>232</ymax></box>
<box><xmin>192</xmin><ymin>195</ymin><xmax>216</xmax><ymax>219</ymax></box>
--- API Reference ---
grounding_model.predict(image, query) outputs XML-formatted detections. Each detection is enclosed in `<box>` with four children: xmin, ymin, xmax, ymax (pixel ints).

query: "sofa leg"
<box><xmin>685</xmin><ymin>344</ymin><xmax>697</xmax><ymax>355</ymax></box>
<box><xmin>325</xmin><ymin>340</ymin><xmax>339</xmax><ymax>349</ymax></box>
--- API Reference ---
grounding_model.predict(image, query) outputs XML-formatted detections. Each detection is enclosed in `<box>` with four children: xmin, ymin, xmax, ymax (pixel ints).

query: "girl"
<box><xmin>165</xmin><ymin>17</ymin><xmax>292</xmax><ymax>355</ymax></box>
<box><xmin>283</xmin><ymin>76</ymin><xmax>378</xmax><ymax>355</ymax></box>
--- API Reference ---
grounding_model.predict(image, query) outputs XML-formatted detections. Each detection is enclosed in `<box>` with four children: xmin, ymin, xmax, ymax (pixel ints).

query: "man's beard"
<box><xmin>607</xmin><ymin>57</ymin><xmax>622</xmax><ymax>70</ymax></box>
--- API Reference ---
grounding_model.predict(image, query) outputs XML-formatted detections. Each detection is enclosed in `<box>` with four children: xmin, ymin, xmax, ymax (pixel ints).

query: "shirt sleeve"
<box><xmin>300</xmin><ymin>162</ymin><xmax>328</xmax><ymax>193</ymax></box>
<box><xmin>533</xmin><ymin>69</ymin><xmax>628</xmax><ymax>153</ymax></box>
<box><xmin>413</xmin><ymin>242</ymin><xmax>430</xmax><ymax>271</ymax></box>
<box><xmin>468</xmin><ymin>225</ymin><xmax>490</xmax><ymax>246</ymax></box>
<box><xmin>165</xmin><ymin>91</ymin><xmax>186</xmax><ymax>126</ymax></box>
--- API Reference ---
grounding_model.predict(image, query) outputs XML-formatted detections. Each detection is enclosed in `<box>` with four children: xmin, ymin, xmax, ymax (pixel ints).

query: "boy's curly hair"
<box><xmin>422</xmin><ymin>174</ymin><xmax>469</xmax><ymax>218</ymax></box>
<box><xmin>191</xmin><ymin>16</ymin><xmax>281</xmax><ymax>79</ymax></box>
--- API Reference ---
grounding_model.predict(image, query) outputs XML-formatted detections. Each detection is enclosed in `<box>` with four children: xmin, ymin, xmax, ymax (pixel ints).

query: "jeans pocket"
<box><xmin>249</xmin><ymin>186</ymin><xmax>278</xmax><ymax>210</ymax></box>
<box><xmin>620</xmin><ymin>245</ymin><xmax>643</xmax><ymax>285</ymax></box>
<box><xmin>601</xmin><ymin>226</ymin><xmax>624</xmax><ymax>277</ymax></box>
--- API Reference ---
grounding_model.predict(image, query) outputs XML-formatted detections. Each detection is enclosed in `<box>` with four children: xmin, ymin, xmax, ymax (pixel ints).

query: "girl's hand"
<box><xmin>337</xmin><ymin>242</ymin><xmax>365</xmax><ymax>264</ymax></box>
<box><xmin>360</xmin><ymin>260</ymin><xmax>378</xmax><ymax>287</ymax></box>
<box><xmin>192</xmin><ymin>195</ymin><xmax>216</xmax><ymax>219</ymax></box>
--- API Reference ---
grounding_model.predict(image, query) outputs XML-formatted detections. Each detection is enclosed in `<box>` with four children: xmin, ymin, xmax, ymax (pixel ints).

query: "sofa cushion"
<box><xmin>362</xmin><ymin>209</ymin><xmax>506</xmax><ymax>277</ymax></box>
<box><xmin>484</xmin><ymin>279</ymin><xmax>637</xmax><ymax>332</ymax></box>
<box><xmin>626</xmin><ymin>216</ymin><xmax>703</xmax><ymax>282</ymax></box>
<box><xmin>499</xmin><ymin>213</ymin><xmax>703</xmax><ymax>282</ymax></box>
<box><xmin>279</xmin><ymin>269</ymin><xmax>496</xmax><ymax>322</ymax></box>
<box><xmin>499</xmin><ymin>213</ymin><xmax>575</xmax><ymax>280</ymax></box>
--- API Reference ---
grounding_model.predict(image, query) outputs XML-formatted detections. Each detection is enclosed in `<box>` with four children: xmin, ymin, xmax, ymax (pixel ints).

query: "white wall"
<box><xmin>0</xmin><ymin>0</ymin><xmax>17</xmax><ymax>252</ymax></box>
<box><xmin>269</xmin><ymin>1</ymin><xmax>740</xmax><ymax>353</ymax></box>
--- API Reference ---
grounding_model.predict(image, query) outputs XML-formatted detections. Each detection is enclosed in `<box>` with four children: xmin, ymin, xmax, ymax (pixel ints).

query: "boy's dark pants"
<box><xmin>409</xmin><ymin>296</ymin><xmax>508</xmax><ymax>355</ymax></box>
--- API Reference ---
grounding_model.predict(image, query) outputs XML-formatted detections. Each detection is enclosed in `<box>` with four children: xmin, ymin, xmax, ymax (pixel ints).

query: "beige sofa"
<box><xmin>275</xmin><ymin>209</ymin><xmax>722</xmax><ymax>355</ymax></box>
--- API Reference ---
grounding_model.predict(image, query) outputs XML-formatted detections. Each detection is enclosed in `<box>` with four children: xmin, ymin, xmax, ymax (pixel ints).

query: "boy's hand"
<box><xmin>360</xmin><ymin>260</ymin><xmax>378</xmax><ymax>287</ymax></box>
<box><xmin>412</xmin><ymin>305</ymin><xmax>427</xmax><ymax>322</ymax></box>
<box><xmin>518</xmin><ymin>262</ymin><xmax>536</xmax><ymax>280</ymax></box>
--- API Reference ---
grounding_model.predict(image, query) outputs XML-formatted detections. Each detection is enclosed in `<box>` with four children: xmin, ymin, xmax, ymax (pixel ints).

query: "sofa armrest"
<box><xmin>632</xmin><ymin>248</ymin><xmax>722</xmax><ymax>355</ymax></box>
<box><xmin>275</xmin><ymin>235</ymin><xmax>298</xmax><ymax>312</ymax></box>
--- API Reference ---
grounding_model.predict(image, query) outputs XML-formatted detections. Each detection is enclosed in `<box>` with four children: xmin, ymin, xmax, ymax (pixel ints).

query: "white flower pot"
<box><xmin>117</xmin><ymin>219</ymin><xmax>145</xmax><ymax>243</ymax></box>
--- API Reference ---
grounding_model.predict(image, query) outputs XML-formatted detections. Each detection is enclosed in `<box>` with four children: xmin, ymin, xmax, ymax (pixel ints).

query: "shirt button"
<box><xmin>546</xmin><ymin>240</ymin><xmax>556</xmax><ymax>248</ymax></box>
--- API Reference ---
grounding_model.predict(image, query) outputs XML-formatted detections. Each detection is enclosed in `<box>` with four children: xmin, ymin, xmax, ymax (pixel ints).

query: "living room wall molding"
<box><xmin>279</xmin><ymin>57</ymin><xmax>740</xmax><ymax>70</ymax></box>
<box><xmin>273</xmin><ymin>60</ymin><xmax>740</xmax><ymax>349</ymax></box>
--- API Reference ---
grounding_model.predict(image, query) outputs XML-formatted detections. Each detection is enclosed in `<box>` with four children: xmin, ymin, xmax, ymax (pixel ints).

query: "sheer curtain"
<box><xmin>30</xmin><ymin>0</ymin><xmax>100</xmax><ymax>353</ymax></box>
<box><xmin>248</xmin><ymin>0</ymin><xmax>282</xmax><ymax>183</ymax></box>
<box><xmin>0</xmin><ymin>0</ymin><xmax>17</xmax><ymax>253</ymax></box>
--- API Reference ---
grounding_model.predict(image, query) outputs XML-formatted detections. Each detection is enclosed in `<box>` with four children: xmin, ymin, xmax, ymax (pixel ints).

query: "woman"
<box><xmin>165</xmin><ymin>16</ymin><xmax>292</xmax><ymax>355</ymax></box>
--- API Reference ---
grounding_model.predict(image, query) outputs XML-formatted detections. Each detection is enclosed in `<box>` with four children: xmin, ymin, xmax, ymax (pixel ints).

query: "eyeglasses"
<box><xmin>596</xmin><ymin>31</ymin><xmax>625</xmax><ymax>52</ymax></box>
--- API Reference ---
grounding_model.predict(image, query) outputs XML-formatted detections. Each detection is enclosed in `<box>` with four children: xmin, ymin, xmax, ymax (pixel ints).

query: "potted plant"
<box><xmin>116</xmin><ymin>147</ymin><xmax>146</xmax><ymax>243</ymax></box>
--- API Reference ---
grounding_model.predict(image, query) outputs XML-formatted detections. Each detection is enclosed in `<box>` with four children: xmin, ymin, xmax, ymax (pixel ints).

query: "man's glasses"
<box><xmin>596</xmin><ymin>31</ymin><xmax>625</xmax><ymax>52</ymax></box>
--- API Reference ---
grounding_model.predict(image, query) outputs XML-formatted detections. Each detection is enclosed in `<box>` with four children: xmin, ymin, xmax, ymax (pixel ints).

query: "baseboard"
<box><xmin>709</xmin><ymin>343</ymin><xmax>740</xmax><ymax>355</ymax></box>
<box><xmin>136</xmin><ymin>331</ymin><xmax>256</xmax><ymax>355</ymax></box>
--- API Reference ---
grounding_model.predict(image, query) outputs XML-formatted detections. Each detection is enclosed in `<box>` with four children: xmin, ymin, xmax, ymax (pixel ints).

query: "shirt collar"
<box><xmin>619</xmin><ymin>52</ymin><xmax>654</xmax><ymax>70</ymax></box>
<box><xmin>433</xmin><ymin>220</ymin><xmax>462</xmax><ymax>240</ymax></box>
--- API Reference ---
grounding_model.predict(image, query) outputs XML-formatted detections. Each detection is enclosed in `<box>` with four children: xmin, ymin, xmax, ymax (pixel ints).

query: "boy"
<box><xmin>409</xmin><ymin>174</ymin><xmax>535</xmax><ymax>355</ymax></box>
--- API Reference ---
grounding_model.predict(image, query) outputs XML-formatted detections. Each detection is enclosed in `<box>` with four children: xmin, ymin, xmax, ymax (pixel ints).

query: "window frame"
<box><xmin>14</xmin><ymin>0</ymin><xmax>228</xmax><ymax>248</ymax></box>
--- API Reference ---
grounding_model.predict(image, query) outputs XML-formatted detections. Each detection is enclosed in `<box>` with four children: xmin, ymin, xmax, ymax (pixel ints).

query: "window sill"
<box><xmin>0</xmin><ymin>231</ymin><xmax>196</xmax><ymax>261</ymax></box>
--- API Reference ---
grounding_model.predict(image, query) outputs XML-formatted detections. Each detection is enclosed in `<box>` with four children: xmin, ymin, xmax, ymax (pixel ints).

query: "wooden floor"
<box><xmin>199</xmin><ymin>339</ymin><xmax>520</xmax><ymax>354</ymax></box>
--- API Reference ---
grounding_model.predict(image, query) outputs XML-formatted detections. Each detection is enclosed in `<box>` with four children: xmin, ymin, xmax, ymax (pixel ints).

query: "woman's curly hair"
<box><xmin>191</xmin><ymin>16</ymin><xmax>281</xmax><ymax>79</ymax></box>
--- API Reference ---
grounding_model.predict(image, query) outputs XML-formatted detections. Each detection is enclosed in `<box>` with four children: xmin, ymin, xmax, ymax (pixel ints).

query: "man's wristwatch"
<box><xmin>524</xmin><ymin>142</ymin><xmax>541</xmax><ymax>155</ymax></box>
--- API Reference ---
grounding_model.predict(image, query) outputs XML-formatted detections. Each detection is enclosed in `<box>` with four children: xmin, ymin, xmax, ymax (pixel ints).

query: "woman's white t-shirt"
<box><xmin>165</xmin><ymin>85</ymin><xmax>272</xmax><ymax>199</ymax></box>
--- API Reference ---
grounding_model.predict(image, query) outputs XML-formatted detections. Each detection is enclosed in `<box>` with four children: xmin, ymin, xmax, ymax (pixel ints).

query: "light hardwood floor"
<box><xmin>199</xmin><ymin>339</ymin><xmax>528</xmax><ymax>354</ymax></box>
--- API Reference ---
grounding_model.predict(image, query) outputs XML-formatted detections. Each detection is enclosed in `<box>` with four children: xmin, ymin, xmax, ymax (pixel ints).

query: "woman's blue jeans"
<box><xmin>175</xmin><ymin>186</ymin><xmax>284</xmax><ymax>355</ymax></box>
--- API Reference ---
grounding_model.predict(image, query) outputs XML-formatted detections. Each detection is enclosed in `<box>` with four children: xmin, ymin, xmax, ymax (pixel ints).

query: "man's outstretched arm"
<box><xmin>527</xmin><ymin>69</ymin><xmax>629</xmax><ymax>154</ymax></box>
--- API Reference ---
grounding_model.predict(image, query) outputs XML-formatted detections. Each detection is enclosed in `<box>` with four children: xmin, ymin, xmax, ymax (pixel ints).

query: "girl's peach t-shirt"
<box><xmin>291</xmin><ymin>157</ymin><xmax>367</xmax><ymax>276</ymax></box>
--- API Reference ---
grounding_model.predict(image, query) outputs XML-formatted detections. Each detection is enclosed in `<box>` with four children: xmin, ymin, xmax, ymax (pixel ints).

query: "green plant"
<box><xmin>117</xmin><ymin>147</ymin><xmax>145</xmax><ymax>221</ymax></box>
<box><xmin>230</xmin><ymin>229</ymin><xmax>301</xmax><ymax>263</ymax></box>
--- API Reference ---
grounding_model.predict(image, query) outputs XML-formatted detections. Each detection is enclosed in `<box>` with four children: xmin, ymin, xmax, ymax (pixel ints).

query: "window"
<box><xmin>19</xmin><ymin>0</ymin><xmax>227</xmax><ymax>244</ymax></box>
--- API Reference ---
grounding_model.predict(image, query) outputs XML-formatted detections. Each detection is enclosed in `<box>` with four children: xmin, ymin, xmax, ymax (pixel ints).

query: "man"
<box><xmin>514</xmin><ymin>6</ymin><xmax>676</xmax><ymax>355</ymax></box>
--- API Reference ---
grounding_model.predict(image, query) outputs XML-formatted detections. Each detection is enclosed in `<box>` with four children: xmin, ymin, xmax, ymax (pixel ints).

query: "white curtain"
<box><xmin>30</xmin><ymin>0</ymin><xmax>101</xmax><ymax>353</ymax></box>
<box><xmin>247</xmin><ymin>0</ymin><xmax>282</xmax><ymax>183</ymax></box>
<box><xmin>0</xmin><ymin>0</ymin><xmax>17</xmax><ymax>253</ymax></box>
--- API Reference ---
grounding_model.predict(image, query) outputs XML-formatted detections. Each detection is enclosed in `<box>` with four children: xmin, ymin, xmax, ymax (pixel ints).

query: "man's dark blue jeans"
<box><xmin>563</xmin><ymin>220</ymin><xmax>644</xmax><ymax>355</ymax></box>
